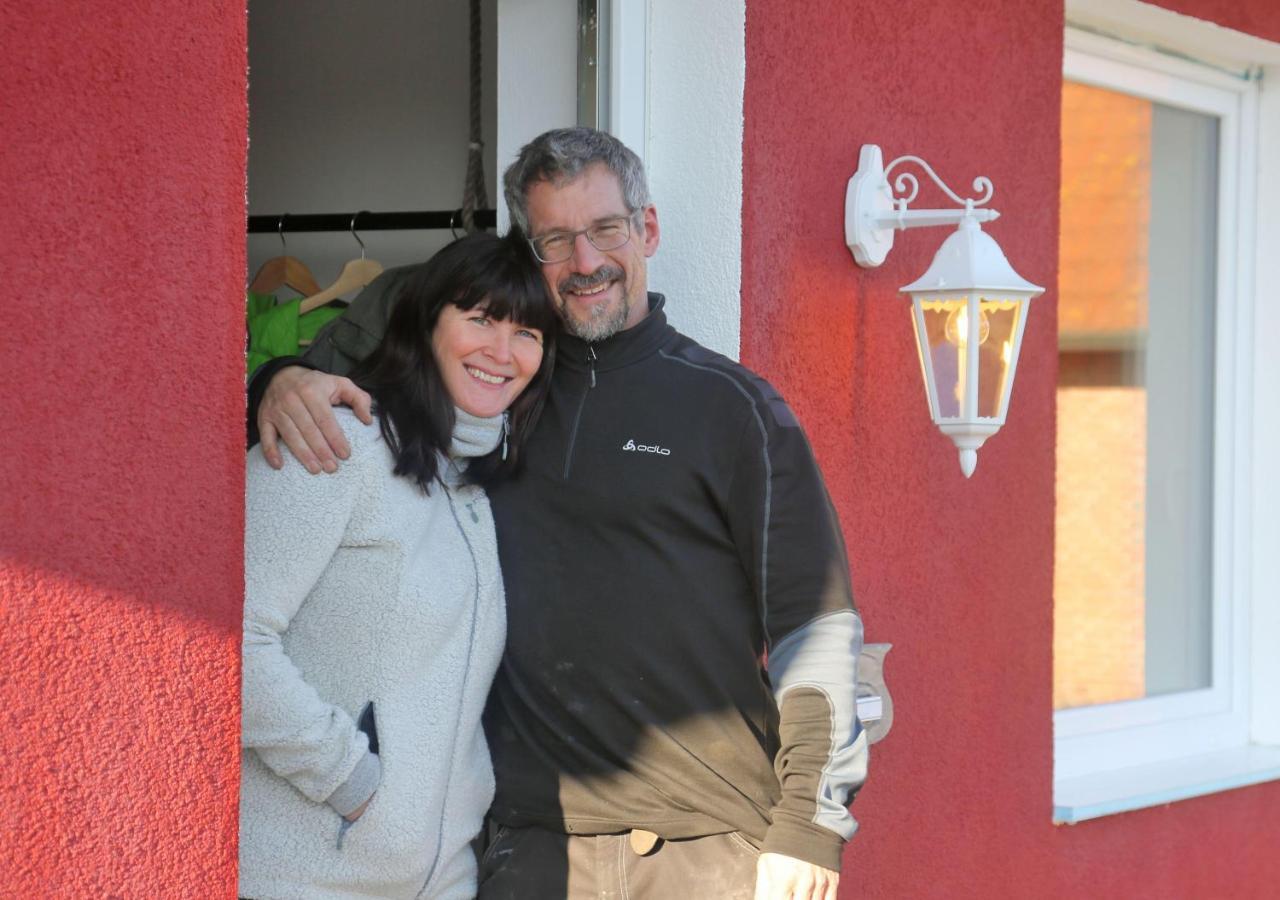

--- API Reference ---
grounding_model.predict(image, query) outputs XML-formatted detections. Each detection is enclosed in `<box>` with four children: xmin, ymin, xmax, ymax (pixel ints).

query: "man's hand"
<box><xmin>754</xmin><ymin>852</ymin><xmax>839</xmax><ymax>900</ymax></box>
<box><xmin>258</xmin><ymin>366</ymin><xmax>373</xmax><ymax>473</ymax></box>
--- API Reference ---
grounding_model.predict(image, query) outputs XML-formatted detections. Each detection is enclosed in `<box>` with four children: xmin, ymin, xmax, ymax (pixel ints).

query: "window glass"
<box><xmin>1054</xmin><ymin>80</ymin><xmax>1217</xmax><ymax>711</ymax></box>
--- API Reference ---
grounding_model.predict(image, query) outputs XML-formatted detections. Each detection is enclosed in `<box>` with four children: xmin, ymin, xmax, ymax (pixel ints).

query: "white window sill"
<box><xmin>1054</xmin><ymin>744</ymin><xmax>1280</xmax><ymax>824</ymax></box>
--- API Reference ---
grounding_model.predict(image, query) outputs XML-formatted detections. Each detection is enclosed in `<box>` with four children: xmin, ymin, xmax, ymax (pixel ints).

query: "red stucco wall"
<box><xmin>1153</xmin><ymin>0</ymin><xmax>1280</xmax><ymax>44</ymax></box>
<box><xmin>743</xmin><ymin>0</ymin><xmax>1280</xmax><ymax>897</ymax></box>
<box><xmin>0</xmin><ymin>3</ymin><xmax>247</xmax><ymax>895</ymax></box>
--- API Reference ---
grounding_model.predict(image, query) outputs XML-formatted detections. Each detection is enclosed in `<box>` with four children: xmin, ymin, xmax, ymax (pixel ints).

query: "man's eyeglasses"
<box><xmin>528</xmin><ymin>214</ymin><xmax>635</xmax><ymax>264</ymax></box>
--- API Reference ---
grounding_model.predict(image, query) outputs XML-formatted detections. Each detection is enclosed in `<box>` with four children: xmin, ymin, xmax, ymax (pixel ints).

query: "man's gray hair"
<box><xmin>503</xmin><ymin>127</ymin><xmax>651</xmax><ymax>234</ymax></box>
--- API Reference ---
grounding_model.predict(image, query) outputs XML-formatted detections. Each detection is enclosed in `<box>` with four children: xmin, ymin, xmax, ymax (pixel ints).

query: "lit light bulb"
<box><xmin>944</xmin><ymin>304</ymin><xmax>990</xmax><ymax>345</ymax></box>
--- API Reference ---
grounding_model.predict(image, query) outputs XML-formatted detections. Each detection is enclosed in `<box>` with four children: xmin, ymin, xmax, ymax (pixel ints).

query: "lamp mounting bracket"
<box><xmin>845</xmin><ymin>144</ymin><xmax>1001</xmax><ymax>268</ymax></box>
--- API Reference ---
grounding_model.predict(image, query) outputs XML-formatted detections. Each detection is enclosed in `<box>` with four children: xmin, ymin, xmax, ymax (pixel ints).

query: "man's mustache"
<box><xmin>558</xmin><ymin>266</ymin><xmax>625</xmax><ymax>295</ymax></box>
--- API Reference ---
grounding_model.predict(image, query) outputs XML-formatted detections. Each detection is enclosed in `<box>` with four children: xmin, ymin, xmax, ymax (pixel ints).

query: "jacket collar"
<box><xmin>556</xmin><ymin>293</ymin><xmax>674</xmax><ymax>373</ymax></box>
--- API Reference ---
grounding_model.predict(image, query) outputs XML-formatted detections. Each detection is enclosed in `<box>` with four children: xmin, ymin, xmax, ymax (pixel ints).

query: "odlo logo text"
<box><xmin>622</xmin><ymin>439</ymin><xmax>671</xmax><ymax>456</ymax></box>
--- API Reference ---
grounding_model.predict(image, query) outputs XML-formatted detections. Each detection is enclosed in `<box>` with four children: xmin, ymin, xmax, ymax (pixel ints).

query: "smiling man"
<box><xmin>250</xmin><ymin>128</ymin><xmax>868</xmax><ymax>900</ymax></box>
<box><xmin>523</xmin><ymin>161</ymin><xmax>655</xmax><ymax>342</ymax></box>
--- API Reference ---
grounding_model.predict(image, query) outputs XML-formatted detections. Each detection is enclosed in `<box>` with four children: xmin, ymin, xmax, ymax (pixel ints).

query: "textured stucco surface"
<box><xmin>0</xmin><ymin>2</ymin><xmax>246</xmax><ymax>895</ymax></box>
<box><xmin>742</xmin><ymin>0</ymin><xmax>1280</xmax><ymax>897</ymax></box>
<box><xmin>1150</xmin><ymin>0</ymin><xmax>1280</xmax><ymax>43</ymax></box>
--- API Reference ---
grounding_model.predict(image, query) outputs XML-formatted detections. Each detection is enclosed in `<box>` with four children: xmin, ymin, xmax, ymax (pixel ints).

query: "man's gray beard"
<box><xmin>556</xmin><ymin>265</ymin><xmax>631</xmax><ymax>342</ymax></box>
<box><xmin>561</xmin><ymin>294</ymin><xmax>630</xmax><ymax>342</ymax></box>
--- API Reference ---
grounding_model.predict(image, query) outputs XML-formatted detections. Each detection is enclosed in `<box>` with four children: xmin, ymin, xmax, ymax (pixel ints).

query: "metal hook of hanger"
<box><xmin>449</xmin><ymin>208</ymin><xmax>462</xmax><ymax>240</ymax></box>
<box><xmin>351</xmin><ymin>211</ymin><xmax>370</xmax><ymax>260</ymax></box>
<box><xmin>277</xmin><ymin>214</ymin><xmax>290</xmax><ymax>253</ymax></box>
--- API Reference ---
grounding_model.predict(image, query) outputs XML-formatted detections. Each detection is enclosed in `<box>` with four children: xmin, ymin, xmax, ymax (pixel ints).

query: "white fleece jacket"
<box><xmin>240</xmin><ymin>408</ymin><xmax>506</xmax><ymax>900</ymax></box>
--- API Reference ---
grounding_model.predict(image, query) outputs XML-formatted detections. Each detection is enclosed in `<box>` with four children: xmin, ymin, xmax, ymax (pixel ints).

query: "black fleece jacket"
<box><xmin>483</xmin><ymin>296</ymin><xmax>864</xmax><ymax>870</ymax></box>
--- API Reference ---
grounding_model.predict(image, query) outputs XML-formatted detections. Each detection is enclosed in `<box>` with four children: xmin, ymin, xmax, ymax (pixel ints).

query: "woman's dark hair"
<box><xmin>349</xmin><ymin>230</ymin><xmax>558</xmax><ymax>492</ymax></box>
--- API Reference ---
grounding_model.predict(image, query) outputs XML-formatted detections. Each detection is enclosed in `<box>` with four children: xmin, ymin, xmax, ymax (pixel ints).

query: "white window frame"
<box><xmin>603</xmin><ymin>0</ymin><xmax>649</xmax><ymax>160</ymax></box>
<box><xmin>494</xmin><ymin>0</ymin><xmax>648</xmax><ymax>232</ymax></box>
<box><xmin>1054</xmin><ymin>4</ymin><xmax>1280</xmax><ymax>823</ymax></box>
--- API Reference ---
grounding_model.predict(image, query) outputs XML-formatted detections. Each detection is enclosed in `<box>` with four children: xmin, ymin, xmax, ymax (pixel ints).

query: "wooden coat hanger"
<box><xmin>249</xmin><ymin>215</ymin><xmax>322</xmax><ymax>296</ymax></box>
<box><xmin>249</xmin><ymin>256</ymin><xmax>323</xmax><ymax>297</ymax></box>
<box><xmin>298</xmin><ymin>213</ymin><xmax>384</xmax><ymax>314</ymax></box>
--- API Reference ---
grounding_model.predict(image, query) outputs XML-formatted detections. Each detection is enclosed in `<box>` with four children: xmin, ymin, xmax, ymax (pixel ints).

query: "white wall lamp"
<box><xmin>846</xmin><ymin>145</ymin><xmax>1044</xmax><ymax>477</ymax></box>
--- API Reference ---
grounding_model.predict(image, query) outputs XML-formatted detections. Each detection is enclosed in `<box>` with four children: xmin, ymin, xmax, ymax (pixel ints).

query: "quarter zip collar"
<box><xmin>556</xmin><ymin>293</ymin><xmax>674</xmax><ymax>373</ymax></box>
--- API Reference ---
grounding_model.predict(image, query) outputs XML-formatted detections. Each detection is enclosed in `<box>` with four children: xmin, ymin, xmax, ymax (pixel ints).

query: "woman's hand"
<box><xmin>344</xmin><ymin>795</ymin><xmax>373</xmax><ymax>822</ymax></box>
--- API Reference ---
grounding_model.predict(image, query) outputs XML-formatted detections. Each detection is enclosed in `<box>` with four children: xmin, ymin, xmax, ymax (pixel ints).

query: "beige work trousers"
<box><xmin>477</xmin><ymin>824</ymin><xmax>760</xmax><ymax>899</ymax></box>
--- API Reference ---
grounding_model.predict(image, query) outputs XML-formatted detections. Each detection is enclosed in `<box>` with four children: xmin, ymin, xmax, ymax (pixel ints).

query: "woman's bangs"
<box><xmin>439</xmin><ymin>234</ymin><xmax>558</xmax><ymax>335</ymax></box>
<box><xmin>485</xmin><ymin>281</ymin><xmax>558</xmax><ymax>333</ymax></box>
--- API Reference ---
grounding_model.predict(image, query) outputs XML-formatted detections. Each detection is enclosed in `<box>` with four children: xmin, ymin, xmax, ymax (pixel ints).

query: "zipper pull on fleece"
<box><xmin>588</xmin><ymin>345</ymin><xmax>597</xmax><ymax>388</ymax></box>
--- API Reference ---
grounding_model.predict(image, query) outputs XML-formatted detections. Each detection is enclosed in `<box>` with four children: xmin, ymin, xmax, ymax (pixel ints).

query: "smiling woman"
<box><xmin>350</xmin><ymin>232</ymin><xmax>561</xmax><ymax>489</ymax></box>
<box><xmin>431</xmin><ymin>304</ymin><xmax>546</xmax><ymax>420</ymax></box>
<box><xmin>239</xmin><ymin>231</ymin><xmax>559</xmax><ymax>900</ymax></box>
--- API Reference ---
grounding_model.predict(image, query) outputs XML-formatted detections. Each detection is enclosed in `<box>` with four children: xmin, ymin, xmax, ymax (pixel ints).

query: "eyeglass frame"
<box><xmin>525</xmin><ymin>209</ymin><xmax>642</xmax><ymax>264</ymax></box>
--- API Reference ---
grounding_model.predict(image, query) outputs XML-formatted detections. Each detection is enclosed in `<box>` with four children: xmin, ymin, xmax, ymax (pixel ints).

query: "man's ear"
<box><xmin>640</xmin><ymin>204</ymin><xmax>660</xmax><ymax>257</ymax></box>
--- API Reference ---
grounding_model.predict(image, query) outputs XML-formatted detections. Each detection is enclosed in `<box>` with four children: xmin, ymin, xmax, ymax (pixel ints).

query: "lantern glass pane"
<box><xmin>917</xmin><ymin>296</ymin><xmax>1024</xmax><ymax>421</ymax></box>
<box><xmin>916</xmin><ymin>298</ymin><xmax>968</xmax><ymax>419</ymax></box>
<box><xmin>909</xmin><ymin>303</ymin><xmax>940</xmax><ymax>420</ymax></box>
<box><xmin>977</xmin><ymin>298</ymin><xmax>1022</xmax><ymax>419</ymax></box>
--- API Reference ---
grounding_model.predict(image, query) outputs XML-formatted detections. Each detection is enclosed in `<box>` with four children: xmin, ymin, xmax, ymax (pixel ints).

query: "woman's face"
<box><xmin>431</xmin><ymin>302</ymin><xmax>545</xmax><ymax>419</ymax></box>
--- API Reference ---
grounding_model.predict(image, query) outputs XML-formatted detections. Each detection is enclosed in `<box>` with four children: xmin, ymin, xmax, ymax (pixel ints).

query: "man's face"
<box><xmin>524</xmin><ymin>163</ymin><xmax>660</xmax><ymax>342</ymax></box>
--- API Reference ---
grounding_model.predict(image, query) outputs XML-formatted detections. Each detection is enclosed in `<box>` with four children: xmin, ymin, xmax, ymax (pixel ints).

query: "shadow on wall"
<box><xmin>0</xmin><ymin>414</ymin><xmax>247</xmax><ymax>634</ymax></box>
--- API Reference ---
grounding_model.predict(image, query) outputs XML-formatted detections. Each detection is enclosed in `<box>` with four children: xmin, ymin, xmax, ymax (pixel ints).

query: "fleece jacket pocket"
<box><xmin>357</xmin><ymin>700</ymin><xmax>380</xmax><ymax>755</ymax></box>
<box><xmin>337</xmin><ymin>700</ymin><xmax>381</xmax><ymax>851</ymax></box>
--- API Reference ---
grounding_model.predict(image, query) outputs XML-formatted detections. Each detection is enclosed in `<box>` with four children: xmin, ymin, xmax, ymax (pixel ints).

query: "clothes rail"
<box><xmin>247</xmin><ymin>209</ymin><xmax>497</xmax><ymax>233</ymax></box>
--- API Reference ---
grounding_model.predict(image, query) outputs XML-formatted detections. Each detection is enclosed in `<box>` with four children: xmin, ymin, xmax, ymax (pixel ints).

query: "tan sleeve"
<box><xmin>762</xmin><ymin>609</ymin><xmax>869</xmax><ymax>872</ymax></box>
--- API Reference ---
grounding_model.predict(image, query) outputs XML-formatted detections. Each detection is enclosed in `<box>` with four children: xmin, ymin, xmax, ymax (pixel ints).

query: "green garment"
<box><xmin>298</xmin><ymin>265</ymin><xmax>421</xmax><ymax>377</ymax></box>
<box><xmin>246</xmin><ymin>291</ymin><xmax>345</xmax><ymax>380</ymax></box>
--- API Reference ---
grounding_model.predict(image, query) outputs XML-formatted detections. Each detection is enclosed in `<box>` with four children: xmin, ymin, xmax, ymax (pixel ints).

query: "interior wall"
<box><xmin>248</xmin><ymin>0</ymin><xmax>498</xmax><ymax>285</ymax></box>
<box><xmin>495</xmin><ymin>0</ymin><xmax>577</xmax><ymax>231</ymax></box>
<box><xmin>0</xmin><ymin>2</ymin><xmax>246</xmax><ymax>895</ymax></box>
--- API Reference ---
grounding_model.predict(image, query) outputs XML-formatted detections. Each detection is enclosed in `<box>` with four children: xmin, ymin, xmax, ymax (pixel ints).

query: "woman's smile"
<box><xmin>432</xmin><ymin>303</ymin><xmax>545</xmax><ymax>419</ymax></box>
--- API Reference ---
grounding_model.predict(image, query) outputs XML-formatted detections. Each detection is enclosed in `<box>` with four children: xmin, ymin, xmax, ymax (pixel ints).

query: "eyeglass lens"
<box><xmin>532</xmin><ymin>217</ymin><xmax>632</xmax><ymax>263</ymax></box>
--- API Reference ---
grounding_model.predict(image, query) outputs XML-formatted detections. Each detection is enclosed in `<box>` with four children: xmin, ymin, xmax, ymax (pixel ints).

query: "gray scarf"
<box><xmin>449</xmin><ymin>408</ymin><xmax>504</xmax><ymax>460</ymax></box>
